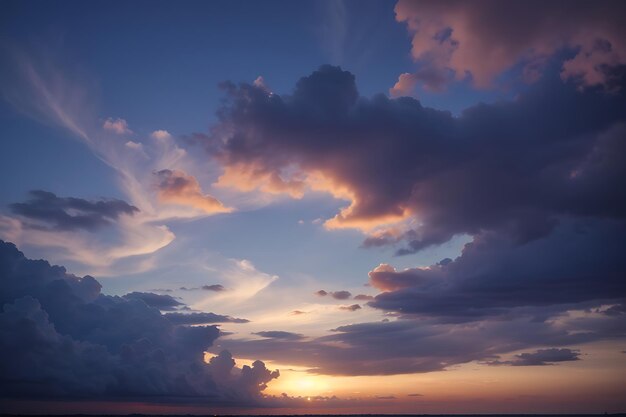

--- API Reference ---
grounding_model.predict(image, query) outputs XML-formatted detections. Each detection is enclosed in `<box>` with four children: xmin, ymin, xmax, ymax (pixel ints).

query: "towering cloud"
<box><xmin>0</xmin><ymin>240</ymin><xmax>278</xmax><ymax>403</ymax></box>
<box><xmin>204</xmin><ymin>64</ymin><xmax>626</xmax><ymax>254</ymax></box>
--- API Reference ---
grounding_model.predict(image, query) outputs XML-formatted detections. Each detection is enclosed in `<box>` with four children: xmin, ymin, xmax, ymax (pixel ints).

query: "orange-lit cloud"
<box><xmin>156</xmin><ymin>169</ymin><xmax>231</xmax><ymax>214</ymax></box>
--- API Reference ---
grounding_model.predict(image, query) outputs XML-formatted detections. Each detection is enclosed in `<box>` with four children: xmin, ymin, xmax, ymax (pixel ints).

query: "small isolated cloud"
<box><xmin>155</xmin><ymin>169</ymin><xmax>231</xmax><ymax>214</ymax></box>
<box><xmin>354</xmin><ymin>294</ymin><xmax>374</xmax><ymax>301</ymax></box>
<box><xmin>164</xmin><ymin>312</ymin><xmax>249</xmax><ymax>325</ymax></box>
<box><xmin>290</xmin><ymin>310</ymin><xmax>308</xmax><ymax>316</ymax></box>
<box><xmin>10</xmin><ymin>190</ymin><xmax>138</xmax><ymax>231</ymax></box>
<box><xmin>203</xmin><ymin>284</ymin><xmax>226</xmax><ymax>292</ymax></box>
<box><xmin>486</xmin><ymin>348</ymin><xmax>581</xmax><ymax>366</ymax></box>
<box><xmin>375</xmin><ymin>395</ymin><xmax>396</xmax><ymax>400</ymax></box>
<box><xmin>102</xmin><ymin>117</ymin><xmax>132</xmax><ymax>135</ymax></box>
<box><xmin>316</xmin><ymin>289</ymin><xmax>352</xmax><ymax>300</ymax></box>
<box><xmin>407</xmin><ymin>393</ymin><xmax>423</xmax><ymax>397</ymax></box>
<box><xmin>339</xmin><ymin>304</ymin><xmax>361</xmax><ymax>312</ymax></box>
<box><xmin>253</xmin><ymin>331</ymin><xmax>304</xmax><ymax>340</ymax></box>
<box><xmin>330</xmin><ymin>290</ymin><xmax>352</xmax><ymax>300</ymax></box>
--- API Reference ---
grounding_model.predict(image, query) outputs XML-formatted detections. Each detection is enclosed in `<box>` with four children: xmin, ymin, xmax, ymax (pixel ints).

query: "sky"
<box><xmin>0</xmin><ymin>0</ymin><xmax>625</xmax><ymax>414</ymax></box>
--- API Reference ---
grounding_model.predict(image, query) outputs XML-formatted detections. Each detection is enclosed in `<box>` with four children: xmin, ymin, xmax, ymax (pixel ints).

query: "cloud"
<box><xmin>316</xmin><ymin>289</ymin><xmax>352</xmax><ymax>300</ymax></box>
<box><xmin>0</xmin><ymin>240</ymin><xmax>277</xmax><ymax>403</ymax></box>
<box><xmin>9</xmin><ymin>190</ymin><xmax>138</xmax><ymax>231</ymax></box>
<box><xmin>103</xmin><ymin>117</ymin><xmax>132</xmax><ymax>135</ymax></box>
<box><xmin>339</xmin><ymin>304</ymin><xmax>361</xmax><ymax>312</ymax></box>
<box><xmin>486</xmin><ymin>348</ymin><xmax>580</xmax><ymax>366</ymax></box>
<box><xmin>216</xmin><ymin>310</ymin><xmax>623</xmax><ymax>376</ymax></box>
<box><xmin>0</xmin><ymin>48</ymin><xmax>232</xmax><ymax>274</ymax></box>
<box><xmin>203</xmin><ymin>284</ymin><xmax>226</xmax><ymax>292</ymax></box>
<box><xmin>354</xmin><ymin>294</ymin><xmax>374</xmax><ymax>301</ymax></box>
<box><xmin>331</xmin><ymin>290</ymin><xmax>352</xmax><ymax>300</ymax></box>
<box><xmin>252</xmin><ymin>331</ymin><xmax>304</xmax><ymax>340</ymax></box>
<box><xmin>202</xmin><ymin>65</ymin><xmax>626</xmax><ymax>254</ymax></box>
<box><xmin>122</xmin><ymin>291</ymin><xmax>185</xmax><ymax>311</ymax></box>
<box><xmin>393</xmin><ymin>0</ymin><xmax>626</xmax><ymax>93</ymax></box>
<box><xmin>151</xmin><ymin>129</ymin><xmax>172</xmax><ymax>140</ymax></box>
<box><xmin>193</xmin><ymin>259</ymin><xmax>278</xmax><ymax>309</ymax></box>
<box><xmin>164</xmin><ymin>312</ymin><xmax>249</xmax><ymax>325</ymax></box>
<box><xmin>155</xmin><ymin>169</ymin><xmax>231</xmax><ymax>215</ymax></box>
<box><xmin>368</xmin><ymin>220</ymin><xmax>626</xmax><ymax>321</ymax></box>
<box><xmin>290</xmin><ymin>310</ymin><xmax>308</xmax><ymax>315</ymax></box>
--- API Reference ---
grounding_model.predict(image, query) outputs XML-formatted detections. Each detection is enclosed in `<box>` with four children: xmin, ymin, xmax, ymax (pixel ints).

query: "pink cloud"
<box><xmin>102</xmin><ymin>117</ymin><xmax>132</xmax><ymax>135</ymax></box>
<box><xmin>393</xmin><ymin>0</ymin><xmax>626</xmax><ymax>93</ymax></box>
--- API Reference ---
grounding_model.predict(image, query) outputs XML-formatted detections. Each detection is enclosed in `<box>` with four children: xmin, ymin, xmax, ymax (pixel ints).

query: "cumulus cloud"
<box><xmin>103</xmin><ymin>117</ymin><xmax>132</xmax><ymax>135</ymax></box>
<box><xmin>155</xmin><ymin>169</ymin><xmax>231</xmax><ymax>215</ymax></box>
<box><xmin>9</xmin><ymin>190</ymin><xmax>138</xmax><ymax>231</ymax></box>
<box><xmin>0</xmin><ymin>240</ymin><xmax>277</xmax><ymax>403</ymax></box>
<box><xmin>202</xmin><ymin>64</ymin><xmax>626</xmax><ymax>254</ymax></box>
<box><xmin>393</xmin><ymin>0</ymin><xmax>626</xmax><ymax>93</ymax></box>
<box><xmin>486</xmin><ymin>348</ymin><xmax>581</xmax><ymax>367</ymax></box>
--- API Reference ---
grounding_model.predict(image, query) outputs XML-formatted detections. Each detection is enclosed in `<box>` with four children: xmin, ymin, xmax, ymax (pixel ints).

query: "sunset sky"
<box><xmin>1</xmin><ymin>0</ymin><xmax>626</xmax><ymax>414</ymax></box>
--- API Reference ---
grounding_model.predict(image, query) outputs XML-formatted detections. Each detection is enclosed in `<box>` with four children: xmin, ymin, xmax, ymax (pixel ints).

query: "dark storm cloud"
<box><xmin>485</xmin><ymin>348</ymin><xmax>580</xmax><ymax>366</ymax></box>
<box><xmin>252</xmin><ymin>331</ymin><xmax>304</xmax><ymax>340</ymax></box>
<box><xmin>205</xmin><ymin>64</ymin><xmax>626</xmax><ymax>254</ymax></box>
<box><xmin>123</xmin><ymin>291</ymin><xmax>184</xmax><ymax>311</ymax></box>
<box><xmin>9</xmin><ymin>190</ymin><xmax>138</xmax><ymax>231</ymax></box>
<box><xmin>0</xmin><ymin>240</ymin><xmax>277</xmax><ymax>403</ymax></box>
<box><xmin>165</xmin><ymin>312</ymin><xmax>249</xmax><ymax>325</ymax></box>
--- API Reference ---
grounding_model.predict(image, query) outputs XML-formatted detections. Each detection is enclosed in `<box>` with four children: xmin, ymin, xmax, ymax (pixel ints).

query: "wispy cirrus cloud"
<box><xmin>0</xmin><ymin>46</ymin><xmax>231</xmax><ymax>274</ymax></box>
